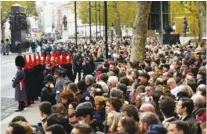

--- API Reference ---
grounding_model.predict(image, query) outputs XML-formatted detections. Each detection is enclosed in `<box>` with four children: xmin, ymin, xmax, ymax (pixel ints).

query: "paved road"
<box><xmin>1</xmin><ymin>53</ymin><xmax>28</xmax><ymax>120</ymax></box>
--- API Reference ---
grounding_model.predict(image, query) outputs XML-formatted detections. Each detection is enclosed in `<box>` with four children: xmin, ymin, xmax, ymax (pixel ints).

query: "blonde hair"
<box><xmin>109</xmin><ymin>112</ymin><xmax>121</xmax><ymax>132</ymax></box>
<box><xmin>16</xmin><ymin>121</ymin><xmax>34</xmax><ymax>133</ymax></box>
<box><xmin>94</xmin><ymin>96</ymin><xmax>106</xmax><ymax>105</ymax></box>
<box><xmin>52</xmin><ymin>103</ymin><xmax>67</xmax><ymax>114</ymax></box>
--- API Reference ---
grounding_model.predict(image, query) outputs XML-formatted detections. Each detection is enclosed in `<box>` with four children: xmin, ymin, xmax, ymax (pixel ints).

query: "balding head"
<box><xmin>139</xmin><ymin>103</ymin><xmax>155</xmax><ymax>114</ymax></box>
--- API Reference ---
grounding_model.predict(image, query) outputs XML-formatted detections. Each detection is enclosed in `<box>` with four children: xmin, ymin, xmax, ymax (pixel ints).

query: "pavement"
<box><xmin>1</xmin><ymin>101</ymin><xmax>41</xmax><ymax>134</ymax></box>
<box><xmin>0</xmin><ymin>50</ymin><xmax>41</xmax><ymax>133</ymax></box>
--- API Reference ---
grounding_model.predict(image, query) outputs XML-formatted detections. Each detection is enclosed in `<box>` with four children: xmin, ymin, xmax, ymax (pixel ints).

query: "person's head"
<box><xmin>67</xmin><ymin>83</ymin><xmax>79</xmax><ymax>95</ymax></box>
<box><xmin>176</xmin><ymin>97</ymin><xmax>194</xmax><ymax>116</ymax></box>
<box><xmin>105</xmin><ymin>98</ymin><xmax>123</xmax><ymax>114</ymax></box>
<box><xmin>68</xmin><ymin>102</ymin><xmax>78</xmax><ymax>116</ymax></box>
<box><xmin>109</xmin><ymin>64</ymin><xmax>115</xmax><ymax>71</ymax></box>
<box><xmin>45</xmin><ymin>124</ymin><xmax>65</xmax><ymax>134</ymax></box>
<box><xmin>75</xmin><ymin>106</ymin><xmax>94</xmax><ymax>124</ymax></box>
<box><xmin>139</xmin><ymin>112</ymin><xmax>160</xmax><ymax>133</ymax></box>
<box><xmin>11</xmin><ymin>116</ymin><xmax>28</xmax><ymax>123</ymax></box>
<box><xmin>136</xmin><ymin>85</ymin><xmax>146</xmax><ymax>94</ymax></box>
<box><xmin>94</xmin><ymin>96</ymin><xmax>106</xmax><ymax>111</ymax></box>
<box><xmin>108</xmin><ymin>76</ymin><xmax>119</xmax><ymax>89</ymax></box>
<box><xmin>108</xmin><ymin>112</ymin><xmax>121</xmax><ymax>132</ymax></box>
<box><xmin>52</xmin><ymin>103</ymin><xmax>67</xmax><ymax>114</ymax></box>
<box><xmin>113</xmin><ymin>67</ymin><xmax>120</xmax><ymax>76</ymax></box>
<box><xmin>39</xmin><ymin>101</ymin><xmax>52</xmax><ymax>118</ymax></box>
<box><xmin>119</xmin><ymin>66</ymin><xmax>126</xmax><ymax>73</ymax></box>
<box><xmin>167</xmin><ymin>78</ymin><xmax>177</xmax><ymax>90</ymax></box>
<box><xmin>90</xmin><ymin>83</ymin><xmax>103</xmax><ymax>97</ymax></box>
<box><xmin>43</xmin><ymin>113</ymin><xmax>66</xmax><ymax>131</ymax></box>
<box><xmin>68</xmin><ymin>112</ymin><xmax>79</xmax><ymax>126</ymax></box>
<box><xmin>145</xmin><ymin>85</ymin><xmax>153</xmax><ymax>97</ymax></box>
<box><xmin>60</xmin><ymin>90</ymin><xmax>75</xmax><ymax>105</ymax></box>
<box><xmin>117</xmin><ymin>116</ymin><xmax>136</xmax><ymax>134</ymax></box>
<box><xmin>54</xmin><ymin>69</ymin><xmax>64</xmax><ymax>79</ymax></box>
<box><xmin>99</xmin><ymin>73</ymin><xmax>108</xmax><ymax>83</ymax></box>
<box><xmin>85</xmin><ymin>75</ymin><xmax>94</xmax><ymax>85</ymax></box>
<box><xmin>119</xmin><ymin>77</ymin><xmax>130</xmax><ymax>86</ymax></box>
<box><xmin>162</xmin><ymin>64</ymin><xmax>170</xmax><ymax>73</ymax></box>
<box><xmin>139</xmin><ymin>103</ymin><xmax>155</xmax><ymax>116</ymax></box>
<box><xmin>191</xmin><ymin>94</ymin><xmax>205</xmax><ymax>111</ymax></box>
<box><xmin>138</xmin><ymin>72</ymin><xmax>150</xmax><ymax>85</ymax></box>
<box><xmin>16</xmin><ymin>121</ymin><xmax>34</xmax><ymax>134</ymax></box>
<box><xmin>159</xmin><ymin>96</ymin><xmax>176</xmax><ymax>118</ymax></box>
<box><xmin>44</xmin><ymin>74</ymin><xmax>54</xmax><ymax>85</ymax></box>
<box><xmin>135</xmin><ymin>95</ymin><xmax>142</xmax><ymax>109</ymax></box>
<box><xmin>63</xmin><ymin>80</ymin><xmax>71</xmax><ymax>90</ymax></box>
<box><xmin>168</xmin><ymin>121</ymin><xmax>190</xmax><ymax>134</ymax></box>
<box><xmin>117</xmin><ymin>83</ymin><xmax>127</xmax><ymax>97</ymax></box>
<box><xmin>184</xmin><ymin>74</ymin><xmax>196</xmax><ymax>86</ymax></box>
<box><xmin>110</xmin><ymin>88</ymin><xmax>124</xmax><ymax>99</ymax></box>
<box><xmin>173</xmin><ymin>72</ymin><xmax>182</xmax><ymax>83</ymax></box>
<box><xmin>196</xmin><ymin>84</ymin><xmax>206</xmax><ymax>95</ymax></box>
<box><xmin>120</xmin><ymin>104</ymin><xmax>139</xmax><ymax>121</ymax></box>
<box><xmin>6</xmin><ymin>123</ymin><xmax>26</xmax><ymax>134</ymax></box>
<box><xmin>71</xmin><ymin>123</ymin><xmax>92</xmax><ymax>134</ymax></box>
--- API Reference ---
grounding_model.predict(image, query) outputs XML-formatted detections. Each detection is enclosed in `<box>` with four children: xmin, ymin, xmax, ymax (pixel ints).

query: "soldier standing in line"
<box><xmin>12</xmin><ymin>55</ymin><xmax>27</xmax><ymax>112</ymax></box>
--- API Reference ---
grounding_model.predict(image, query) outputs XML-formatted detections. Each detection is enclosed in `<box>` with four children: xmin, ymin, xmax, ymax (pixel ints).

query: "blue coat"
<box><xmin>12</xmin><ymin>70</ymin><xmax>27</xmax><ymax>101</ymax></box>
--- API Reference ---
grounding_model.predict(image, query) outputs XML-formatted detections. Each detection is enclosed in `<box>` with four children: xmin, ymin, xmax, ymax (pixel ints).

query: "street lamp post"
<box><xmin>104</xmin><ymin>1</ymin><xmax>108</xmax><ymax>59</ymax></box>
<box><xmin>95</xmin><ymin>1</ymin><xmax>97</xmax><ymax>41</ymax></box>
<box><xmin>160</xmin><ymin>1</ymin><xmax>163</xmax><ymax>45</ymax></box>
<box><xmin>89</xmin><ymin>1</ymin><xmax>92</xmax><ymax>42</ymax></box>
<box><xmin>99</xmin><ymin>2</ymin><xmax>101</xmax><ymax>37</ymax></box>
<box><xmin>74</xmin><ymin>1</ymin><xmax>77</xmax><ymax>48</ymax></box>
<box><xmin>110</xmin><ymin>23</ymin><xmax>114</xmax><ymax>43</ymax></box>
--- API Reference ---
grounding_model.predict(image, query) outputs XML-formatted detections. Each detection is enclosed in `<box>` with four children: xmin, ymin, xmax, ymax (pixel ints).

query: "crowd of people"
<box><xmin>1</xmin><ymin>39</ymin><xmax>10</xmax><ymax>55</ymax></box>
<box><xmin>7</xmin><ymin>37</ymin><xmax>206</xmax><ymax>134</ymax></box>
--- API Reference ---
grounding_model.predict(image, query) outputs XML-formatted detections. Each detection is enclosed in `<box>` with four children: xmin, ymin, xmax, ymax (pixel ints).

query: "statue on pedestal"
<box><xmin>63</xmin><ymin>15</ymin><xmax>67</xmax><ymax>30</ymax></box>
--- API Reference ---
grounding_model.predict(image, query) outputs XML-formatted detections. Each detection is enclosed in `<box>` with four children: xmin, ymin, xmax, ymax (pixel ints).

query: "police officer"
<box><xmin>53</xmin><ymin>68</ymin><xmax>65</xmax><ymax>103</ymax></box>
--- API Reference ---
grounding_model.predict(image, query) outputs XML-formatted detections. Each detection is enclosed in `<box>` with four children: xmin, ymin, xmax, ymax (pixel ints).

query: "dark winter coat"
<box><xmin>41</xmin><ymin>86</ymin><xmax>56</xmax><ymax>105</ymax></box>
<box><xmin>12</xmin><ymin>70</ymin><xmax>27</xmax><ymax>101</ymax></box>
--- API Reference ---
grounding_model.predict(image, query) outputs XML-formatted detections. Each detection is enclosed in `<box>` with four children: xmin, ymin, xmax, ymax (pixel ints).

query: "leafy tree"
<box><xmin>170</xmin><ymin>1</ymin><xmax>206</xmax><ymax>39</ymax></box>
<box><xmin>1</xmin><ymin>1</ymin><xmax>38</xmax><ymax>40</ymax></box>
<box><xmin>130</xmin><ymin>1</ymin><xmax>152</xmax><ymax>63</ymax></box>
<box><xmin>76</xmin><ymin>1</ymin><xmax>137</xmax><ymax>38</ymax></box>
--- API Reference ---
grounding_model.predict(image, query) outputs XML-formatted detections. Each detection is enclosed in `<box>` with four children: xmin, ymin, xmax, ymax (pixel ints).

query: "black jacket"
<box><xmin>183</xmin><ymin>114</ymin><xmax>200</xmax><ymax>134</ymax></box>
<box><xmin>41</xmin><ymin>86</ymin><xmax>56</xmax><ymax>105</ymax></box>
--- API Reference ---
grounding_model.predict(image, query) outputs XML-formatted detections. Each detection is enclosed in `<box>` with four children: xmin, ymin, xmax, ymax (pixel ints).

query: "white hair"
<box><xmin>167</xmin><ymin>78</ymin><xmax>176</xmax><ymax>84</ymax></box>
<box><xmin>85</xmin><ymin>75</ymin><xmax>94</xmax><ymax>83</ymax></box>
<box><xmin>108</xmin><ymin>76</ymin><xmax>118</xmax><ymax>87</ymax></box>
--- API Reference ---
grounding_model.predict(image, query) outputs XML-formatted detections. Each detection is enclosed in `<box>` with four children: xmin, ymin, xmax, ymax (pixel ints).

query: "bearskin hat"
<box><xmin>15</xmin><ymin>55</ymin><xmax>25</xmax><ymax>67</ymax></box>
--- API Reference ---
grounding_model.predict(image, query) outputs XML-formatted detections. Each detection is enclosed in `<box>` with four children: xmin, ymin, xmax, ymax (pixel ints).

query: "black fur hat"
<box><xmin>15</xmin><ymin>55</ymin><xmax>25</xmax><ymax>67</ymax></box>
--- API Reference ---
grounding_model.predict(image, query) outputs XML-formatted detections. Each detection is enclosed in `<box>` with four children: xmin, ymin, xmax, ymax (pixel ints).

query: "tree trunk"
<box><xmin>196</xmin><ymin>1</ymin><xmax>206</xmax><ymax>40</ymax></box>
<box><xmin>130</xmin><ymin>1</ymin><xmax>152</xmax><ymax>63</ymax></box>
<box><xmin>1</xmin><ymin>23</ymin><xmax>5</xmax><ymax>40</ymax></box>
